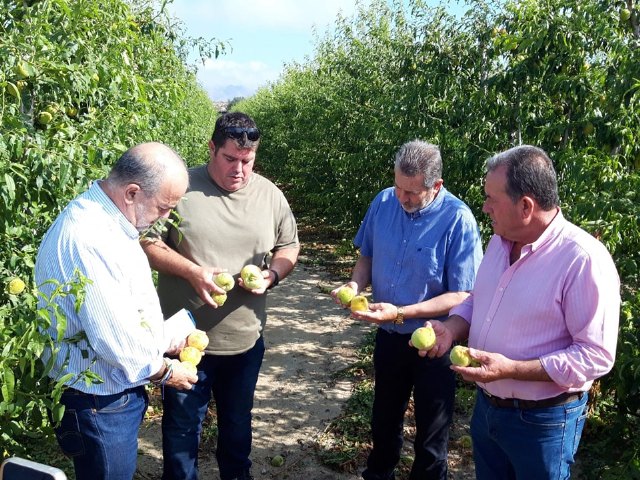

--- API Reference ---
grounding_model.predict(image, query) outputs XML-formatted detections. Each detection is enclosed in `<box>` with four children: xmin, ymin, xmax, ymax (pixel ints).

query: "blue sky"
<box><xmin>166</xmin><ymin>0</ymin><xmax>371</xmax><ymax>102</ymax></box>
<box><xmin>166</xmin><ymin>0</ymin><xmax>463</xmax><ymax>102</ymax></box>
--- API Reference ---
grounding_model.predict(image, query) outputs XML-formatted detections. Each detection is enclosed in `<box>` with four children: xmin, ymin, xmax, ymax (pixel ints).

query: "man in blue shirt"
<box><xmin>332</xmin><ymin>140</ymin><xmax>483</xmax><ymax>480</ymax></box>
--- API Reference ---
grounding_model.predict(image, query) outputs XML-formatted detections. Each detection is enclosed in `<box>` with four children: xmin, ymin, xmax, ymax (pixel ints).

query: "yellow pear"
<box><xmin>187</xmin><ymin>330</ymin><xmax>209</xmax><ymax>351</ymax></box>
<box><xmin>179</xmin><ymin>346</ymin><xmax>203</xmax><ymax>366</ymax></box>
<box><xmin>350</xmin><ymin>295</ymin><xmax>369</xmax><ymax>312</ymax></box>
<box><xmin>411</xmin><ymin>326</ymin><xmax>436</xmax><ymax>350</ymax></box>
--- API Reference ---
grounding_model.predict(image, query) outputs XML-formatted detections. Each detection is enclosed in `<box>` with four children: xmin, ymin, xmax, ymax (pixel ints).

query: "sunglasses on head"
<box><xmin>223</xmin><ymin>127</ymin><xmax>260</xmax><ymax>141</ymax></box>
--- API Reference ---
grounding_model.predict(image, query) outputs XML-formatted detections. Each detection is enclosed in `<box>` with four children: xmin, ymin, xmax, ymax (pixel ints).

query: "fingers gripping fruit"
<box><xmin>241</xmin><ymin>264</ymin><xmax>265</xmax><ymax>289</ymax></box>
<box><xmin>181</xmin><ymin>361</ymin><xmax>198</xmax><ymax>377</ymax></box>
<box><xmin>212</xmin><ymin>292</ymin><xmax>227</xmax><ymax>306</ymax></box>
<box><xmin>336</xmin><ymin>286</ymin><xmax>356</xmax><ymax>306</ymax></box>
<box><xmin>449</xmin><ymin>345</ymin><xmax>480</xmax><ymax>367</ymax></box>
<box><xmin>214</xmin><ymin>272</ymin><xmax>235</xmax><ymax>292</ymax></box>
<box><xmin>187</xmin><ymin>330</ymin><xmax>209</xmax><ymax>351</ymax></box>
<box><xmin>350</xmin><ymin>295</ymin><xmax>369</xmax><ymax>312</ymax></box>
<box><xmin>179</xmin><ymin>346</ymin><xmax>203</xmax><ymax>366</ymax></box>
<box><xmin>411</xmin><ymin>326</ymin><xmax>436</xmax><ymax>350</ymax></box>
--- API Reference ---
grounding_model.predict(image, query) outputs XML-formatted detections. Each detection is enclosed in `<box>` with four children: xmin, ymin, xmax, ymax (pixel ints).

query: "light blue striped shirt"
<box><xmin>35</xmin><ymin>181</ymin><xmax>166</xmax><ymax>394</ymax></box>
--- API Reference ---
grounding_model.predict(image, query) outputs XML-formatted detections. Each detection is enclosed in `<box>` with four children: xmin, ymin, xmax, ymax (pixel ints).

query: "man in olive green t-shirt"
<box><xmin>143</xmin><ymin>112</ymin><xmax>299</xmax><ymax>480</ymax></box>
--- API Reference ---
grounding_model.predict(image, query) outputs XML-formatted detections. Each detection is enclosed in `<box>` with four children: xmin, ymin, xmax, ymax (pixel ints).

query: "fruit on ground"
<box><xmin>350</xmin><ymin>295</ymin><xmax>369</xmax><ymax>312</ymax></box>
<box><xmin>241</xmin><ymin>264</ymin><xmax>265</xmax><ymax>289</ymax></box>
<box><xmin>411</xmin><ymin>326</ymin><xmax>436</xmax><ymax>350</ymax></box>
<box><xmin>212</xmin><ymin>292</ymin><xmax>227</xmax><ymax>306</ymax></box>
<box><xmin>181</xmin><ymin>361</ymin><xmax>198</xmax><ymax>377</ymax></box>
<box><xmin>450</xmin><ymin>345</ymin><xmax>479</xmax><ymax>367</ymax></box>
<box><xmin>270</xmin><ymin>455</ymin><xmax>284</xmax><ymax>467</ymax></box>
<box><xmin>179</xmin><ymin>346</ymin><xmax>203</xmax><ymax>366</ymax></box>
<box><xmin>336</xmin><ymin>285</ymin><xmax>356</xmax><ymax>306</ymax></box>
<box><xmin>214</xmin><ymin>272</ymin><xmax>235</xmax><ymax>291</ymax></box>
<box><xmin>8</xmin><ymin>278</ymin><xmax>26</xmax><ymax>295</ymax></box>
<box><xmin>459</xmin><ymin>435</ymin><xmax>472</xmax><ymax>449</ymax></box>
<box><xmin>187</xmin><ymin>330</ymin><xmax>209</xmax><ymax>351</ymax></box>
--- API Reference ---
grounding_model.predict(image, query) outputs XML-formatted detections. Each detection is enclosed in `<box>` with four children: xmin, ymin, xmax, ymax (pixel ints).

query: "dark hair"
<box><xmin>211</xmin><ymin>112</ymin><xmax>260</xmax><ymax>150</ymax></box>
<box><xmin>108</xmin><ymin>143</ymin><xmax>185</xmax><ymax>196</ymax></box>
<box><xmin>394</xmin><ymin>140</ymin><xmax>442</xmax><ymax>188</ymax></box>
<box><xmin>486</xmin><ymin>145</ymin><xmax>559</xmax><ymax>210</ymax></box>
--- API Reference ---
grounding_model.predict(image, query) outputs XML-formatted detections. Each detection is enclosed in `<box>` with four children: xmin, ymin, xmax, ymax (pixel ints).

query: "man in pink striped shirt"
<box><xmin>422</xmin><ymin>145</ymin><xmax>620</xmax><ymax>479</ymax></box>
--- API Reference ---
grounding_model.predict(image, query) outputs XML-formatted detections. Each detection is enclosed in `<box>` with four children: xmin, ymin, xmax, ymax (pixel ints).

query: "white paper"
<box><xmin>162</xmin><ymin>308</ymin><xmax>196</xmax><ymax>352</ymax></box>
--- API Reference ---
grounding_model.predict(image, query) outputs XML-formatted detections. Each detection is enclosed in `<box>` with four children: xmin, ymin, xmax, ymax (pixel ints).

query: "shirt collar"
<box><xmin>88</xmin><ymin>181</ymin><xmax>140</xmax><ymax>240</ymax></box>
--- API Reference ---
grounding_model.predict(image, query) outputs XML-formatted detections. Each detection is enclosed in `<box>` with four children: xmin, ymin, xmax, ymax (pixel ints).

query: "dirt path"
<box><xmin>136</xmin><ymin>259</ymin><xmax>476</xmax><ymax>479</ymax></box>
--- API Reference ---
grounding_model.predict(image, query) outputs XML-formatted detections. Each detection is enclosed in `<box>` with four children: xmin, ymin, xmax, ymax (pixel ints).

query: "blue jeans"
<box><xmin>52</xmin><ymin>386</ymin><xmax>148</xmax><ymax>480</ymax></box>
<box><xmin>362</xmin><ymin>329</ymin><xmax>455</xmax><ymax>480</ymax></box>
<box><xmin>471</xmin><ymin>387</ymin><xmax>589</xmax><ymax>480</ymax></box>
<box><xmin>162</xmin><ymin>336</ymin><xmax>265</xmax><ymax>480</ymax></box>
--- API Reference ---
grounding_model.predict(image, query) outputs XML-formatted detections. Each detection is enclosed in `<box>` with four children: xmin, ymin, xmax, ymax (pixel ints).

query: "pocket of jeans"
<box><xmin>99</xmin><ymin>390</ymin><xmax>133</xmax><ymax>413</ymax></box>
<box><xmin>519</xmin><ymin>407</ymin><xmax>566</xmax><ymax>429</ymax></box>
<box><xmin>56</xmin><ymin>408</ymin><xmax>85</xmax><ymax>457</ymax></box>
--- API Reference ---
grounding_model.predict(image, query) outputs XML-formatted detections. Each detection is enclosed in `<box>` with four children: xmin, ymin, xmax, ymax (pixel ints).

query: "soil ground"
<box><xmin>135</xmin><ymin>254</ymin><xmax>476</xmax><ymax>480</ymax></box>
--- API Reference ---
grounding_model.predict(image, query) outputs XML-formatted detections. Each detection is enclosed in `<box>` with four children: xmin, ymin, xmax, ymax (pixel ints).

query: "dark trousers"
<box><xmin>362</xmin><ymin>329</ymin><xmax>455</xmax><ymax>480</ymax></box>
<box><xmin>162</xmin><ymin>336</ymin><xmax>265</xmax><ymax>480</ymax></box>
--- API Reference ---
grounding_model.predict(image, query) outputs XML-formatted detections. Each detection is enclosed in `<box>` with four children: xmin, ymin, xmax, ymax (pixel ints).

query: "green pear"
<box><xmin>350</xmin><ymin>295</ymin><xmax>369</xmax><ymax>312</ymax></box>
<box><xmin>240</xmin><ymin>264</ymin><xmax>265</xmax><ymax>290</ymax></box>
<box><xmin>270</xmin><ymin>455</ymin><xmax>284</xmax><ymax>467</ymax></box>
<box><xmin>411</xmin><ymin>326</ymin><xmax>436</xmax><ymax>350</ymax></box>
<box><xmin>336</xmin><ymin>286</ymin><xmax>356</xmax><ymax>306</ymax></box>
<box><xmin>214</xmin><ymin>272</ymin><xmax>235</xmax><ymax>292</ymax></box>
<box><xmin>449</xmin><ymin>345</ymin><xmax>480</xmax><ymax>367</ymax></box>
<box><xmin>212</xmin><ymin>292</ymin><xmax>227</xmax><ymax>306</ymax></box>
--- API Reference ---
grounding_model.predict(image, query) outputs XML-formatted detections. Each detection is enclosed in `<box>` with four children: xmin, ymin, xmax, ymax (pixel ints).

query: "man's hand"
<box><xmin>187</xmin><ymin>265</ymin><xmax>227</xmax><ymax>307</ymax></box>
<box><xmin>164</xmin><ymin>359</ymin><xmax>198</xmax><ymax>390</ymax></box>
<box><xmin>351</xmin><ymin>302</ymin><xmax>396</xmax><ymax>324</ymax></box>
<box><xmin>238</xmin><ymin>268</ymin><xmax>269</xmax><ymax>295</ymax></box>
<box><xmin>413</xmin><ymin>320</ymin><xmax>454</xmax><ymax>358</ymax></box>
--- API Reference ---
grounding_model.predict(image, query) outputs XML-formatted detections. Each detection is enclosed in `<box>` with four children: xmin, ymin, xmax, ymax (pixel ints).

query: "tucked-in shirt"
<box><xmin>354</xmin><ymin>186</ymin><xmax>483</xmax><ymax>334</ymax></box>
<box><xmin>35</xmin><ymin>182</ymin><xmax>166</xmax><ymax>395</ymax></box>
<box><xmin>157</xmin><ymin>167</ymin><xmax>299</xmax><ymax>355</ymax></box>
<box><xmin>451</xmin><ymin>210</ymin><xmax>620</xmax><ymax>400</ymax></box>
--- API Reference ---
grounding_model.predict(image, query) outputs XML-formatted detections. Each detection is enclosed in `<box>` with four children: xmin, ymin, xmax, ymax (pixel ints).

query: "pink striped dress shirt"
<box><xmin>450</xmin><ymin>211</ymin><xmax>620</xmax><ymax>400</ymax></box>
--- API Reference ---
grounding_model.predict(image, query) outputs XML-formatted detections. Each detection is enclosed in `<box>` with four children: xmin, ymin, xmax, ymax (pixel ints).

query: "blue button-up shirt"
<box><xmin>354</xmin><ymin>186</ymin><xmax>483</xmax><ymax>334</ymax></box>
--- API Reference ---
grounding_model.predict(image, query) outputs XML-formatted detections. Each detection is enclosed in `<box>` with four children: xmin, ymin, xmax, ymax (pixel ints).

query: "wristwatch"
<box><xmin>394</xmin><ymin>306</ymin><xmax>405</xmax><ymax>325</ymax></box>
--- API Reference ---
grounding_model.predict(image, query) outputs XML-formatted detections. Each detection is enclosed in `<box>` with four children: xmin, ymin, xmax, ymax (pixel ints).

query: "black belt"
<box><xmin>481</xmin><ymin>389</ymin><xmax>585</xmax><ymax>409</ymax></box>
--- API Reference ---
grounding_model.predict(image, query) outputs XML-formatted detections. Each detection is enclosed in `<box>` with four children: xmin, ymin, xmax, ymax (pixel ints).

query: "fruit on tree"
<box><xmin>212</xmin><ymin>292</ymin><xmax>227</xmax><ymax>306</ymax></box>
<box><xmin>13</xmin><ymin>63</ymin><xmax>30</xmax><ymax>79</ymax></box>
<box><xmin>411</xmin><ymin>326</ymin><xmax>436</xmax><ymax>350</ymax></box>
<box><xmin>350</xmin><ymin>295</ymin><xmax>369</xmax><ymax>312</ymax></box>
<box><xmin>583</xmin><ymin>122</ymin><xmax>595</xmax><ymax>136</ymax></box>
<box><xmin>214</xmin><ymin>272</ymin><xmax>235</xmax><ymax>292</ymax></box>
<box><xmin>179</xmin><ymin>346</ymin><xmax>203</xmax><ymax>366</ymax></box>
<box><xmin>66</xmin><ymin>106</ymin><xmax>78</xmax><ymax>118</ymax></box>
<box><xmin>37</xmin><ymin>111</ymin><xmax>53</xmax><ymax>125</ymax></box>
<box><xmin>187</xmin><ymin>330</ymin><xmax>209</xmax><ymax>351</ymax></box>
<box><xmin>241</xmin><ymin>264</ymin><xmax>265</xmax><ymax>290</ymax></box>
<box><xmin>449</xmin><ymin>345</ymin><xmax>480</xmax><ymax>367</ymax></box>
<box><xmin>6</xmin><ymin>82</ymin><xmax>20</xmax><ymax>99</ymax></box>
<box><xmin>336</xmin><ymin>285</ymin><xmax>356</xmax><ymax>306</ymax></box>
<box><xmin>620</xmin><ymin>8</ymin><xmax>631</xmax><ymax>22</ymax></box>
<box><xmin>7</xmin><ymin>278</ymin><xmax>26</xmax><ymax>295</ymax></box>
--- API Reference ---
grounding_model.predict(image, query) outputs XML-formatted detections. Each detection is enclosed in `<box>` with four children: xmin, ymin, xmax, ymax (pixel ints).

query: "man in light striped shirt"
<box><xmin>422</xmin><ymin>145</ymin><xmax>620</xmax><ymax>479</ymax></box>
<box><xmin>35</xmin><ymin>142</ymin><xmax>197</xmax><ymax>480</ymax></box>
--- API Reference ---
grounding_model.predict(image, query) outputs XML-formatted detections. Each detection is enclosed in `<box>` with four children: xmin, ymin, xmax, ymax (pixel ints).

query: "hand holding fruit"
<box><xmin>239</xmin><ymin>264</ymin><xmax>267</xmax><ymax>291</ymax></box>
<box><xmin>332</xmin><ymin>283</ymin><xmax>357</xmax><ymax>307</ymax></box>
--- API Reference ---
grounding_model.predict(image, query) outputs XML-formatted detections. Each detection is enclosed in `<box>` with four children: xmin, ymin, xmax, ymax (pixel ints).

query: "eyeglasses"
<box><xmin>223</xmin><ymin>127</ymin><xmax>260</xmax><ymax>141</ymax></box>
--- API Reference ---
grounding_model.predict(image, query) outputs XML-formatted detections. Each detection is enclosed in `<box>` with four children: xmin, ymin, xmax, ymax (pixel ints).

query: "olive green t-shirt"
<box><xmin>157</xmin><ymin>166</ymin><xmax>299</xmax><ymax>355</ymax></box>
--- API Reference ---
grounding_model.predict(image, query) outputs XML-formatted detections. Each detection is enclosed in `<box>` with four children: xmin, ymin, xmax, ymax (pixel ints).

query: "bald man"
<box><xmin>35</xmin><ymin>142</ymin><xmax>197</xmax><ymax>480</ymax></box>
